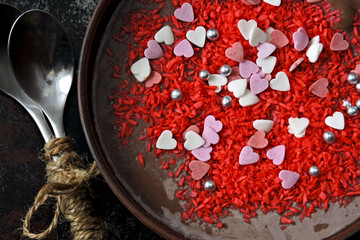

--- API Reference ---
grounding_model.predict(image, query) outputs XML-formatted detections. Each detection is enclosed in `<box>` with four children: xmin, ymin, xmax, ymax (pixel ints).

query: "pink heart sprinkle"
<box><xmin>256</xmin><ymin>42</ymin><xmax>276</xmax><ymax>59</ymax></box>
<box><xmin>144</xmin><ymin>71</ymin><xmax>162</xmax><ymax>88</ymax></box>
<box><xmin>266</xmin><ymin>145</ymin><xmax>285</xmax><ymax>165</ymax></box>
<box><xmin>289</xmin><ymin>57</ymin><xmax>304</xmax><ymax>72</ymax></box>
<box><xmin>298</xmin><ymin>27</ymin><xmax>307</xmax><ymax>34</ymax></box>
<box><xmin>330</xmin><ymin>32</ymin><xmax>349</xmax><ymax>51</ymax></box>
<box><xmin>225</xmin><ymin>42</ymin><xmax>244</xmax><ymax>62</ymax></box>
<box><xmin>269</xmin><ymin>30</ymin><xmax>289</xmax><ymax>48</ymax></box>
<box><xmin>250</xmin><ymin>74</ymin><xmax>269</xmax><ymax>95</ymax></box>
<box><xmin>202</xmin><ymin>126</ymin><xmax>220</xmax><ymax>147</ymax></box>
<box><xmin>182</xmin><ymin>125</ymin><xmax>200</xmax><ymax>140</ymax></box>
<box><xmin>191</xmin><ymin>146</ymin><xmax>213</xmax><ymax>162</ymax></box>
<box><xmin>247</xmin><ymin>130</ymin><xmax>268</xmax><ymax>149</ymax></box>
<box><xmin>256</xmin><ymin>69</ymin><xmax>266</xmax><ymax>78</ymax></box>
<box><xmin>189</xmin><ymin>160</ymin><xmax>210</xmax><ymax>180</ymax></box>
<box><xmin>174</xmin><ymin>2</ymin><xmax>194</xmax><ymax>22</ymax></box>
<box><xmin>204</xmin><ymin>115</ymin><xmax>223</xmax><ymax>133</ymax></box>
<box><xmin>241</xmin><ymin>0</ymin><xmax>261</xmax><ymax>5</ymax></box>
<box><xmin>279</xmin><ymin>170</ymin><xmax>300</xmax><ymax>189</ymax></box>
<box><xmin>174</xmin><ymin>39</ymin><xmax>194</xmax><ymax>58</ymax></box>
<box><xmin>144</xmin><ymin>40</ymin><xmax>164</xmax><ymax>59</ymax></box>
<box><xmin>293</xmin><ymin>28</ymin><xmax>309</xmax><ymax>51</ymax></box>
<box><xmin>309</xmin><ymin>78</ymin><xmax>329</xmax><ymax>98</ymax></box>
<box><xmin>239</xmin><ymin>146</ymin><xmax>259</xmax><ymax>165</ymax></box>
<box><xmin>227</xmin><ymin>66</ymin><xmax>241</xmax><ymax>81</ymax></box>
<box><xmin>239</xmin><ymin>59</ymin><xmax>259</xmax><ymax>79</ymax></box>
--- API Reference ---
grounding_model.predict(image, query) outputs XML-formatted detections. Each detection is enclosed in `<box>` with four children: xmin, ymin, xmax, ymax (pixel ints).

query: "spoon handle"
<box><xmin>26</xmin><ymin>105</ymin><xmax>53</xmax><ymax>142</ymax></box>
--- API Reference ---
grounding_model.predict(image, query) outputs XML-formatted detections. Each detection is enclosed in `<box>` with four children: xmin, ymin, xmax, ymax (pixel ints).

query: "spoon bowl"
<box><xmin>0</xmin><ymin>4</ymin><xmax>52</xmax><ymax>142</ymax></box>
<box><xmin>8</xmin><ymin>10</ymin><xmax>74</xmax><ymax>137</ymax></box>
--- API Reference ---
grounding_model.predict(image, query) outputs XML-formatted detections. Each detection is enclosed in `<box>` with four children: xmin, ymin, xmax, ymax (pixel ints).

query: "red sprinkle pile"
<box><xmin>107</xmin><ymin>0</ymin><xmax>360</xmax><ymax>229</ymax></box>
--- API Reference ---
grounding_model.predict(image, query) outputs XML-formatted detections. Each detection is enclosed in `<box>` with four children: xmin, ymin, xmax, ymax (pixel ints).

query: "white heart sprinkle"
<box><xmin>288</xmin><ymin>117</ymin><xmax>309</xmax><ymax>135</ymax></box>
<box><xmin>186</xmin><ymin>26</ymin><xmax>206</xmax><ymax>48</ymax></box>
<box><xmin>155</xmin><ymin>25</ymin><xmax>174</xmax><ymax>45</ymax></box>
<box><xmin>263</xmin><ymin>0</ymin><xmax>281</xmax><ymax>6</ymax></box>
<box><xmin>270</xmin><ymin>71</ymin><xmax>290</xmax><ymax>91</ymax></box>
<box><xmin>306</xmin><ymin>36</ymin><xmax>323</xmax><ymax>63</ymax></box>
<box><xmin>227</xmin><ymin>79</ymin><xmax>247</xmax><ymax>98</ymax></box>
<box><xmin>266</xmin><ymin>27</ymin><xmax>274</xmax><ymax>42</ymax></box>
<box><xmin>184</xmin><ymin>131</ymin><xmax>205</xmax><ymax>150</ymax></box>
<box><xmin>325</xmin><ymin>111</ymin><xmax>345</xmax><ymax>130</ymax></box>
<box><xmin>239</xmin><ymin>89</ymin><xmax>259</xmax><ymax>107</ymax></box>
<box><xmin>207</xmin><ymin>74</ymin><xmax>228</xmax><ymax>93</ymax></box>
<box><xmin>288</xmin><ymin>127</ymin><xmax>306</xmax><ymax>138</ymax></box>
<box><xmin>238</xmin><ymin>19</ymin><xmax>257</xmax><ymax>40</ymax></box>
<box><xmin>130</xmin><ymin>58</ymin><xmax>151</xmax><ymax>82</ymax></box>
<box><xmin>253</xmin><ymin>119</ymin><xmax>274</xmax><ymax>133</ymax></box>
<box><xmin>156</xmin><ymin>130</ymin><xmax>177</xmax><ymax>150</ymax></box>
<box><xmin>249</xmin><ymin>27</ymin><xmax>267</xmax><ymax>47</ymax></box>
<box><xmin>256</xmin><ymin>56</ymin><xmax>277</xmax><ymax>74</ymax></box>
<box><xmin>308</xmin><ymin>35</ymin><xmax>320</xmax><ymax>47</ymax></box>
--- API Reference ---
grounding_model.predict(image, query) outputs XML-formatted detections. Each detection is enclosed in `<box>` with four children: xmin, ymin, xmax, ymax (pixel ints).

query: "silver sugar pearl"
<box><xmin>309</xmin><ymin>166</ymin><xmax>320</xmax><ymax>176</ymax></box>
<box><xmin>347</xmin><ymin>105</ymin><xmax>359</xmax><ymax>116</ymax></box>
<box><xmin>199</xmin><ymin>70</ymin><xmax>210</xmax><ymax>80</ymax></box>
<box><xmin>204</xmin><ymin>180</ymin><xmax>216</xmax><ymax>192</ymax></box>
<box><xmin>347</xmin><ymin>72</ymin><xmax>358</xmax><ymax>84</ymax></box>
<box><xmin>219</xmin><ymin>64</ymin><xmax>232</xmax><ymax>76</ymax></box>
<box><xmin>356</xmin><ymin>99</ymin><xmax>360</xmax><ymax>109</ymax></box>
<box><xmin>221</xmin><ymin>95</ymin><xmax>232</xmax><ymax>108</ymax></box>
<box><xmin>206</xmin><ymin>28</ymin><xmax>219</xmax><ymax>41</ymax></box>
<box><xmin>356</xmin><ymin>82</ymin><xmax>360</xmax><ymax>92</ymax></box>
<box><xmin>323</xmin><ymin>131</ymin><xmax>335</xmax><ymax>144</ymax></box>
<box><xmin>342</xmin><ymin>99</ymin><xmax>351</xmax><ymax>109</ymax></box>
<box><xmin>171</xmin><ymin>89</ymin><xmax>182</xmax><ymax>101</ymax></box>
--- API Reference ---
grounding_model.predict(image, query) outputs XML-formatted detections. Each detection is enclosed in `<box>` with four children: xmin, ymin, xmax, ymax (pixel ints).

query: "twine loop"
<box><xmin>23</xmin><ymin>137</ymin><xmax>107</xmax><ymax>239</ymax></box>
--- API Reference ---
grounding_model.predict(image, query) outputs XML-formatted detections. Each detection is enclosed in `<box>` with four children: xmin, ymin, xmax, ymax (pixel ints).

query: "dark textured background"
<box><xmin>0</xmin><ymin>0</ymin><xmax>359</xmax><ymax>240</ymax></box>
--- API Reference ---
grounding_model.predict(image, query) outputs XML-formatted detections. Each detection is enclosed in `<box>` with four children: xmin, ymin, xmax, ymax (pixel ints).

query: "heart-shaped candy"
<box><xmin>289</xmin><ymin>57</ymin><xmax>304</xmax><ymax>72</ymax></box>
<box><xmin>239</xmin><ymin>89</ymin><xmax>259</xmax><ymax>107</ymax></box>
<box><xmin>279</xmin><ymin>170</ymin><xmax>300</xmax><ymax>189</ymax></box>
<box><xmin>130</xmin><ymin>57</ymin><xmax>151</xmax><ymax>82</ymax></box>
<box><xmin>202</xmin><ymin>126</ymin><xmax>220</xmax><ymax>147</ymax></box>
<box><xmin>306</xmin><ymin>36</ymin><xmax>323</xmax><ymax>63</ymax></box>
<box><xmin>253</xmin><ymin>119</ymin><xmax>274</xmax><ymax>133</ymax></box>
<box><xmin>266</xmin><ymin>27</ymin><xmax>274</xmax><ymax>42</ymax></box>
<box><xmin>257</xmin><ymin>42</ymin><xmax>276</xmax><ymax>59</ymax></box>
<box><xmin>267</xmin><ymin>145</ymin><xmax>285</xmax><ymax>165</ymax></box>
<box><xmin>227</xmin><ymin>66</ymin><xmax>241</xmax><ymax>81</ymax></box>
<box><xmin>309</xmin><ymin>78</ymin><xmax>329</xmax><ymax>98</ymax></box>
<box><xmin>154</xmin><ymin>25</ymin><xmax>174</xmax><ymax>45</ymax></box>
<box><xmin>239</xmin><ymin>59</ymin><xmax>259</xmax><ymax>79</ymax></box>
<box><xmin>250</xmin><ymin>74</ymin><xmax>269</xmax><ymax>95</ymax></box>
<box><xmin>174</xmin><ymin>39</ymin><xmax>194</xmax><ymax>58</ymax></box>
<box><xmin>186</xmin><ymin>26</ymin><xmax>206</xmax><ymax>48</ymax></box>
<box><xmin>156</xmin><ymin>130</ymin><xmax>177</xmax><ymax>150</ymax></box>
<box><xmin>247</xmin><ymin>130</ymin><xmax>268</xmax><ymax>149</ymax></box>
<box><xmin>239</xmin><ymin>146</ymin><xmax>260</xmax><ymax>165</ymax></box>
<box><xmin>325</xmin><ymin>111</ymin><xmax>345</xmax><ymax>130</ymax></box>
<box><xmin>263</xmin><ymin>0</ymin><xmax>281</xmax><ymax>6</ymax></box>
<box><xmin>204</xmin><ymin>115</ymin><xmax>223</xmax><ymax>133</ymax></box>
<box><xmin>270</xmin><ymin>71</ymin><xmax>290</xmax><ymax>91</ymax></box>
<box><xmin>269</xmin><ymin>30</ymin><xmax>289</xmax><ymax>48</ymax></box>
<box><xmin>189</xmin><ymin>160</ymin><xmax>210</xmax><ymax>180</ymax></box>
<box><xmin>288</xmin><ymin>126</ymin><xmax>306</xmax><ymax>138</ymax></box>
<box><xmin>225</xmin><ymin>42</ymin><xmax>244</xmax><ymax>62</ymax></box>
<box><xmin>288</xmin><ymin>117</ymin><xmax>309</xmax><ymax>135</ymax></box>
<box><xmin>227</xmin><ymin>78</ymin><xmax>247</xmax><ymax>98</ymax></box>
<box><xmin>182</xmin><ymin>125</ymin><xmax>200</xmax><ymax>140</ymax></box>
<box><xmin>174</xmin><ymin>2</ymin><xmax>194</xmax><ymax>22</ymax></box>
<box><xmin>191</xmin><ymin>146</ymin><xmax>213</xmax><ymax>162</ymax></box>
<box><xmin>184</xmin><ymin>131</ymin><xmax>205</xmax><ymax>150</ymax></box>
<box><xmin>144</xmin><ymin>71</ymin><xmax>162</xmax><ymax>88</ymax></box>
<box><xmin>144</xmin><ymin>40</ymin><xmax>164</xmax><ymax>59</ymax></box>
<box><xmin>207</xmin><ymin>74</ymin><xmax>228</xmax><ymax>93</ymax></box>
<box><xmin>249</xmin><ymin>27</ymin><xmax>267</xmax><ymax>47</ymax></box>
<box><xmin>330</xmin><ymin>32</ymin><xmax>349</xmax><ymax>51</ymax></box>
<box><xmin>238</xmin><ymin>19</ymin><xmax>257</xmax><ymax>40</ymax></box>
<box><xmin>293</xmin><ymin>27</ymin><xmax>309</xmax><ymax>51</ymax></box>
<box><xmin>256</xmin><ymin>56</ymin><xmax>277</xmax><ymax>74</ymax></box>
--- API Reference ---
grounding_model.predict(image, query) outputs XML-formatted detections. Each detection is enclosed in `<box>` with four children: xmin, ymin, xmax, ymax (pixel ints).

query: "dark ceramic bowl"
<box><xmin>78</xmin><ymin>0</ymin><xmax>360</xmax><ymax>239</ymax></box>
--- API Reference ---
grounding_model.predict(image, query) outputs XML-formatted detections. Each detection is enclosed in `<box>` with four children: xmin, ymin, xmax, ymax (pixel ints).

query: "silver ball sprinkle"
<box><xmin>206</xmin><ymin>28</ymin><xmax>219</xmax><ymax>41</ymax></box>
<box><xmin>204</xmin><ymin>180</ymin><xmax>216</xmax><ymax>192</ymax></box>
<box><xmin>356</xmin><ymin>82</ymin><xmax>360</xmax><ymax>92</ymax></box>
<box><xmin>342</xmin><ymin>99</ymin><xmax>351</xmax><ymax>109</ymax></box>
<box><xmin>323</xmin><ymin>131</ymin><xmax>335</xmax><ymax>144</ymax></box>
<box><xmin>347</xmin><ymin>105</ymin><xmax>359</xmax><ymax>116</ymax></box>
<box><xmin>221</xmin><ymin>95</ymin><xmax>232</xmax><ymax>108</ymax></box>
<box><xmin>356</xmin><ymin>99</ymin><xmax>360</xmax><ymax>109</ymax></box>
<box><xmin>347</xmin><ymin>72</ymin><xmax>358</xmax><ymax>84</ymax></box>
<box><xmin>199</xmin><ymin>70</ymin><xmax>210</xmax><ymax>80</ymax></box>
<box><xmin>219</xmin><ymin>64</ymin><xmax>232</xmax><ymax>77</ymax></box>
<box><xmin>309</xmin><ymin>166</ymin><xmax>320</xmax><ymax>176</ymax></box>
<box><xmin>171</xmin><ymin>89</ymin><xmax>182</xmax><ymax>101</ymax></box>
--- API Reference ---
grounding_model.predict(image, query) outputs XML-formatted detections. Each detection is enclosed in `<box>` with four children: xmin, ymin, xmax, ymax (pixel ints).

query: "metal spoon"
<box><xmin>0</xmin><ymin>4</ymin><xmax>52</xmax><ymax>142</ymax></box>
<box><xmin>8</xmin><ymin>9</ymin><xmax>74</xmax><ymax>138</ymax></box>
